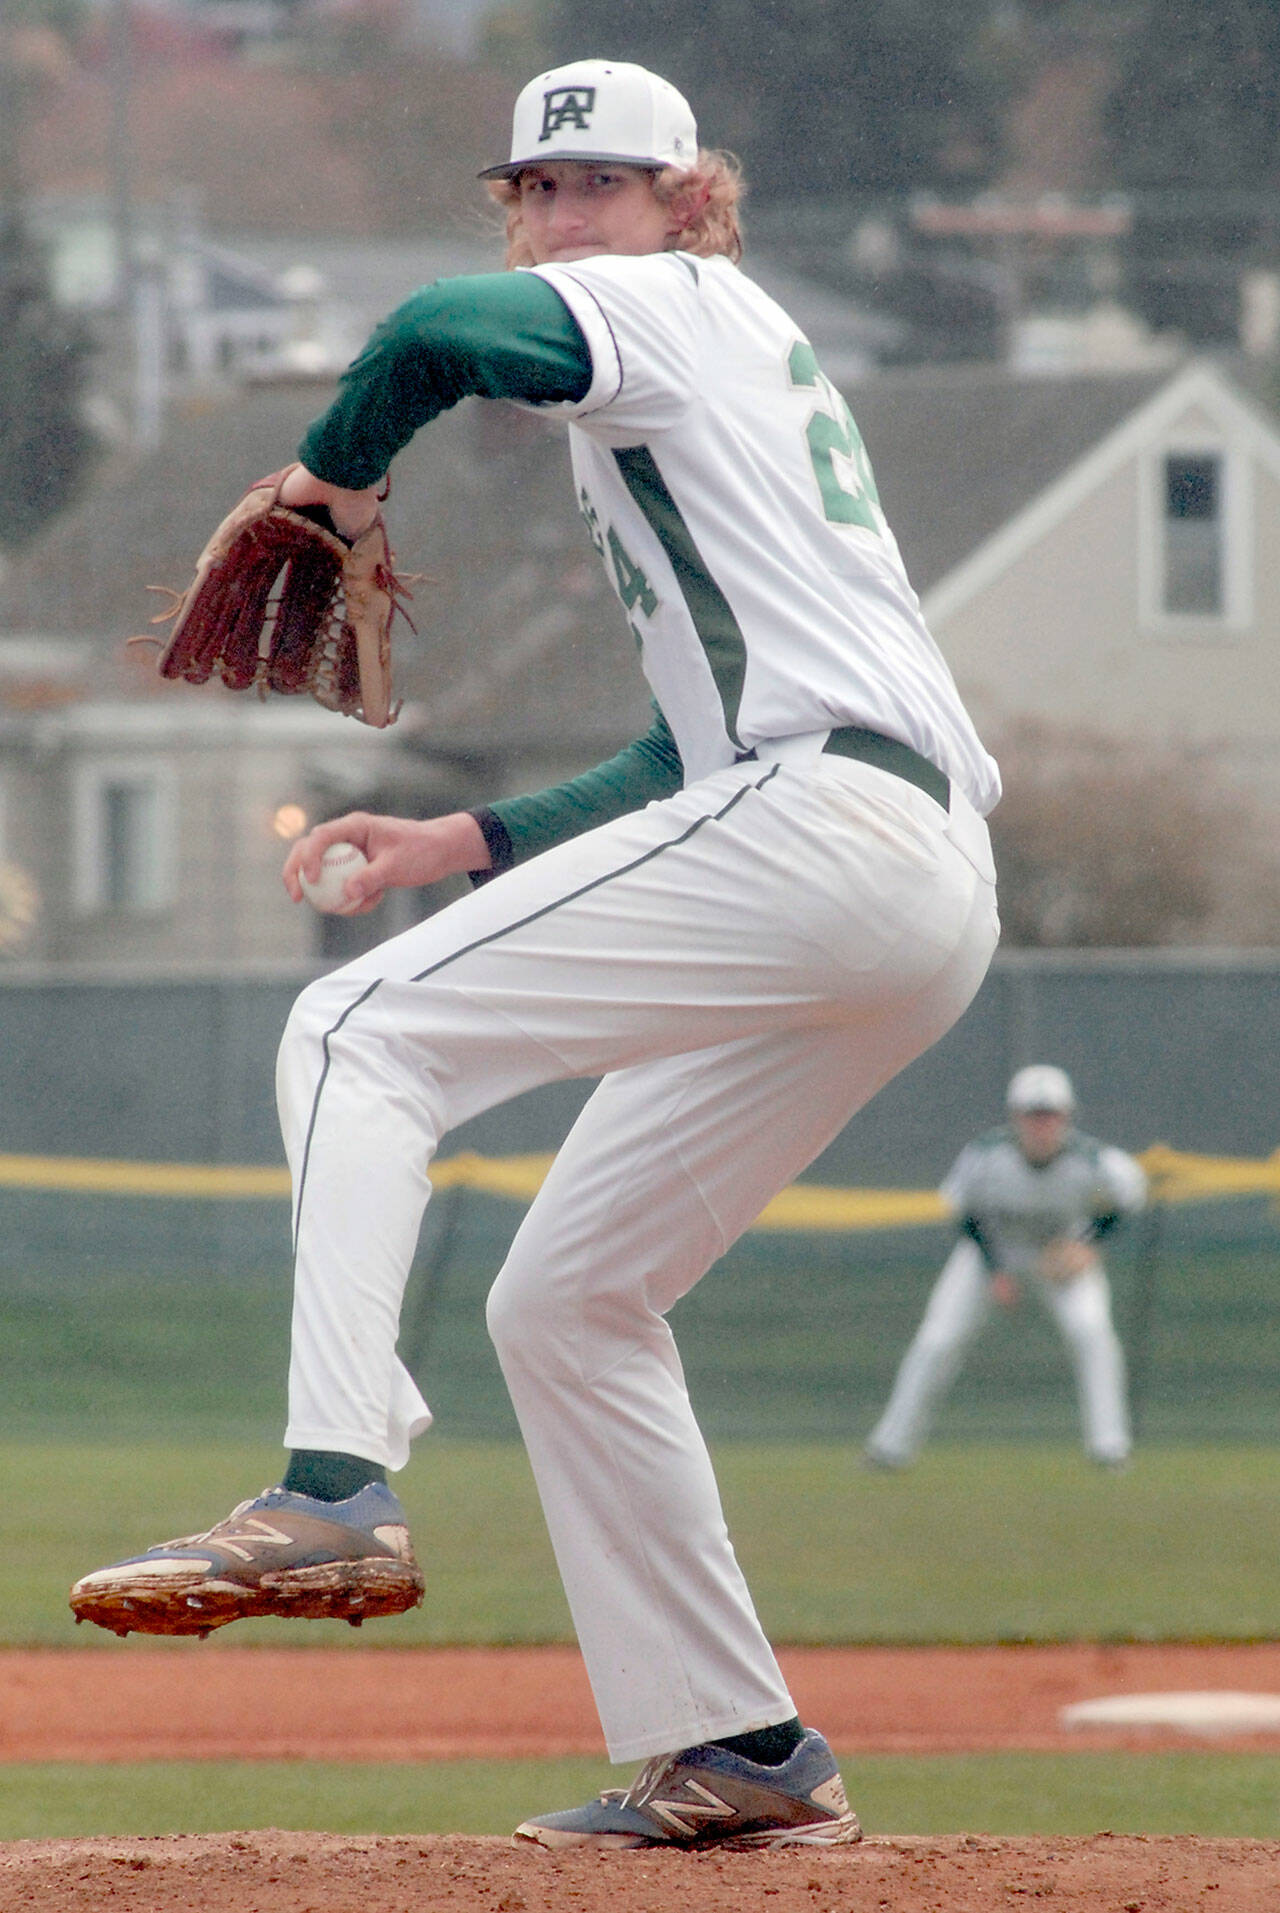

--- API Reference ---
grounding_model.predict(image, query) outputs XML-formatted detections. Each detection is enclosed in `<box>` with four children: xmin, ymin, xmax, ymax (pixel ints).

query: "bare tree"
<box><xmin>988</xmin><ymin>723</ymin><xmax>1279</xmax><ymax>947</ymax></box>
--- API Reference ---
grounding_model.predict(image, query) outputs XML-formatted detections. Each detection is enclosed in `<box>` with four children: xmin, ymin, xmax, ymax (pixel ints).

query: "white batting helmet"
<box><xmin>480</xmin><ymin>59</ymin><xmax>698</xmax><ymax>180</ymax></box>
<box><xmin>1006</xmin><ymin>1064</ymin><xmax>1076</xmax><ymax>1114</ymax></box>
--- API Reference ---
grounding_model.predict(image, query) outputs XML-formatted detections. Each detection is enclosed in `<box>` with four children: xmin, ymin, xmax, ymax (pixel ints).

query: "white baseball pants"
<box><xmin>866</xmin><ymin>1239</ymin><xmax>1132</xmax><ymax>1465</ymax></box>
<box><xmin>276</xmin><ymin>753</ymin><xmax>999</xmax><ymax>1761</ymax></box>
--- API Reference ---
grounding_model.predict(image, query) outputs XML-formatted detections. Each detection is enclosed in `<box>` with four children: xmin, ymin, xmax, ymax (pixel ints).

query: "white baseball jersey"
<box><xmin>530</xmin><ymin>251</ymin><xmax>1002</xmax><ymax>811</ymax></box>
<box><xmin>941</xmin><ymin>1128</ymin><xmax>1148</xmax><ymax>1279</ymax></box>
<box><xmin>282</xmin><ymin>228</ymin><xmax>1006</xmax><ymax>1761</ymax></box>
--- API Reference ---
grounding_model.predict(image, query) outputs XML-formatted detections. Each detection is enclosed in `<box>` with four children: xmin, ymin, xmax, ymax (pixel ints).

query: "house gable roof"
<box><xmin>844</xmin><ymin>363</ymin><xmax>1171</xmax><ymax>596</ymax></box>
<box><xmin>885</xmin><ymin>359</ymin><xmax>1280</xmax><ymax>625</ymax></box>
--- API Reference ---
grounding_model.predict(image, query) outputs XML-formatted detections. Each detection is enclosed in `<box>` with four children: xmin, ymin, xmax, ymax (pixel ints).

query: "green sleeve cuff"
<box><xmin>959</xmin><ymin>1215</ymin><xmax>999</xmax><ymax>1269</ymax></box>
<box><xmin>299</xmin><ymin>272</ymin><xmax>593</xmax><ymax>488</ymax></box>
<box><xmin>468</xmin><ymin>706</ymin><xmax>683</xmax><ymax>880</ymax></box>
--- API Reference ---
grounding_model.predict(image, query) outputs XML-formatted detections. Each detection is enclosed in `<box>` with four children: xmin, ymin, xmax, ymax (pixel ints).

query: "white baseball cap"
<box><xmin>480</xmin><ymin>59</ymin><xmax>698</xmax><ymax>180</ymax></box>
<box><xmin>1007</xmin><ymin>1064</ymin><xmax>1076</xmax><ymax>1115</ymax></box>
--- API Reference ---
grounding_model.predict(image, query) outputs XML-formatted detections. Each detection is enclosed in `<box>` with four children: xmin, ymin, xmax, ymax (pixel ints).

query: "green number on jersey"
<box><xmin>578</xmin><ymin>487</ymin><xmax>606</xmax><ymax>557</ymax></box>
<box><xmin>787</xmin><ymin>340</ymin><xmax>881</xmax><ymax>533</ymax></box>
<box><xmin>607</xmin><ymin>526</ymin><xmax>660</xmax><ymax>617</ymax></box>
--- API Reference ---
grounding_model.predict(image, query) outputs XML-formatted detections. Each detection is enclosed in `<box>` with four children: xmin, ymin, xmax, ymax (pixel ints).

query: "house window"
<box><xmin>1162</xmin><ymin>453</ymin><xmax>1222</xmax><ymax>615</ymax></box>
<box><xmin>1142</xmin><ymin>439</ymin><xmax>1250</xmax><ymax>634</ymax></box>
<box><xmin>73</xmin><ymin>760</ymin><xmax>174</xmax><ymax>914</ymax></box>
<box><xmin>103</xmin><ymin>781</ymin><xmax>155</xmax><ymax>906</ymax></box>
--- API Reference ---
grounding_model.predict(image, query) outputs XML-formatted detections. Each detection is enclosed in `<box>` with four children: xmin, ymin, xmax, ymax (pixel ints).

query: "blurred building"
<box><xmin>859</xmin><ymin>358</ymin><xmax>1280</xmax><ymax>826</ymax></box>
<box><xmin>2</xmin><ymin>208</ymin><xmax>1280</xmax><ymax>969</ymax></box>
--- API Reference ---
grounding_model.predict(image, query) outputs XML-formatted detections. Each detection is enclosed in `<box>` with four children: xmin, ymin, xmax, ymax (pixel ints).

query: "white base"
<box><xmin>1061</xmin><ymin>1690</ymin><xmax>1280</xmax><ymax>1734</ymax></box>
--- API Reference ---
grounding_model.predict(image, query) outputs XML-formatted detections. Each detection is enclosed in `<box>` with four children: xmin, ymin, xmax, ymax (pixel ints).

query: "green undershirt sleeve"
<box><xmin>467</xmin><ymin>705</ymin><xmax>684</xmax><ymax>881</ymax></box>
<box><xmin>298</xmin><ymin>272</ymin><xmax>593</xmax><ymax>488</ymax></box>
<box><xmin>300</xmin><ymin>272</ymin><xmax>677</xmax><ymax>876</ymax></box>
<box><xmin>959</xmin><ymin>1214</ymin><xmax>999</xmax><ymax>1269</ymax></box>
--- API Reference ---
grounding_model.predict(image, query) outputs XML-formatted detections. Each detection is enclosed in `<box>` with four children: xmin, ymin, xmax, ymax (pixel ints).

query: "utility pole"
<box><xmin>110</xmin><ymin>0</ymin><xmax>164</xmax><ymax>450</ymax></box>
<box><xmin>109</xmin><ymin>0</ymin><xmax>134</xmax><ymax>315</ymax></box>
<box><xmin>0</xmin><ymin>0</ymin><xmax>24</xmax><ymax>222</ymax></box>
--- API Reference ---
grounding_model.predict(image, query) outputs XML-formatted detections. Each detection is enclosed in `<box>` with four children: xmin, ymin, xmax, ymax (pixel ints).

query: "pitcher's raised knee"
<box><xmin>485</xmin><ymin>1261</ymin><xmax>571</xmax><ymax>1374</ymax></box>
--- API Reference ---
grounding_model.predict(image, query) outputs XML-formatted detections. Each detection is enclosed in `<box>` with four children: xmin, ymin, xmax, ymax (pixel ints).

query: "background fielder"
<box><xmin>865</xmin><ymin>1064</ymin><xmax>1147</xmax><ymax>1471</ymax></box>
<box><xmin>74</xmin><ymin>59</ymin><xmax>1001</xmax><ymax>1848</ymax></box>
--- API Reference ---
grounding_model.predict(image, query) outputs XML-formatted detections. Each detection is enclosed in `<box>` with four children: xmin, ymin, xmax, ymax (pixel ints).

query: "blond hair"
<box><xmin>487</xmin><ymin>150</ymin><xmax>745</xmax><ymax>271</ymax></box>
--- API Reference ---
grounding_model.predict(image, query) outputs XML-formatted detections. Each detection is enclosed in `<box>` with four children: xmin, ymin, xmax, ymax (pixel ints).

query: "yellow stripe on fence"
<box><xmin>0</xmin><ymin>1154</ymin><xmax>292</xmax><ymax>1199</ymax></box>
<box><xmin>757</xmin><ymin>1184</ymin><xmax>948</xmax><ymax>1231</ymax></box>
<box><xmin>0</xmin><ymin>1142</ymin><xmax>1276</xmax><ymax>1228</ymax></box>
<box><xmin>428</xmin><ymin>1155</ymin><xmax>952</xmax><ymax>1230</ymax></box>
<box><xmin>1141</xmin><ymin>1143</ymin><xmax>1280</xmax><ymax>1202</ymax></box>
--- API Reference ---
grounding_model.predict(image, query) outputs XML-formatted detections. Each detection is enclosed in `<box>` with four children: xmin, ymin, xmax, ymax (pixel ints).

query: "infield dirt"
<box><xmin>5</xmin><ymin>1829</ymin><xmax>1280</xmax><ymax>1913</ymax></box>
<box><xmin>4</xmin><ymin>1643</ymin><xmax>1280</xmax><ymax>1911</ymax></box>
<box><xmin>7</xmin><ymin>1640</ymin><xmax>1280</xmax><ymax>1760</ymax></box>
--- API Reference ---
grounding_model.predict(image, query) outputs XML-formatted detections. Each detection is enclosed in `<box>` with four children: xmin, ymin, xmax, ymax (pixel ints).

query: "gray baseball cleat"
<box><xmin>861</xmin><ymin>1445</ymin><xmax>909</xmax><ymax>1472</ymax></box>
<box><xmin>513</xmin><ymin>1728</ymin><xmax>861</xmax><ymax>1849</ymax></box>
<box><xmin>69</xmin><ymin>1482</ymin><xmax>424</xmax><ymax>1637</ymax></box>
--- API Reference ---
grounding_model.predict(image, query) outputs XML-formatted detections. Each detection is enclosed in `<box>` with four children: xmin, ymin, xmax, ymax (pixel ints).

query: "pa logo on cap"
<box><xmin>539</xmin><ymin>85</ymin><xmax>597</xmax><ymax>142</ymax></box>
<box><xmin>479</xmin><ymin>59</ymin><xmax>698</xmax><ymax>180</ymax></box>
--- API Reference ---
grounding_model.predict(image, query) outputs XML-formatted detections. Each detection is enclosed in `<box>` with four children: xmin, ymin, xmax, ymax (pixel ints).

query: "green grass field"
<box><xmin>4</xmin><ymin>1753</ymin><xmax>1280</xmax><ymax>1842</ymax></box>
<box><xmin>8</xmin><ymin>1439</ymin><xmax>1280</xmax><ymax>1649</ymax></box>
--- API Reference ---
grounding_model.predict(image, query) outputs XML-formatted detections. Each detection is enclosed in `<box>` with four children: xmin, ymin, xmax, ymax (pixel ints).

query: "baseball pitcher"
<box><xmin>74</xmin><ymin>60</ymin><xmax>1003</xmax><ymax>1849</ymax></box>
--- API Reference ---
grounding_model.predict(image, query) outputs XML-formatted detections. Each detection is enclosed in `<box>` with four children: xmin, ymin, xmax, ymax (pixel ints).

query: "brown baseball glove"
<box><xmin>139</xmin><ymin>465</ymin><xmax>413</xmax><ymax>728</ymax></box>
<box><xmin>1037</xmin><ymin>1237</ymin><xmax>1099</xmax><ymax>1283</ymax></box>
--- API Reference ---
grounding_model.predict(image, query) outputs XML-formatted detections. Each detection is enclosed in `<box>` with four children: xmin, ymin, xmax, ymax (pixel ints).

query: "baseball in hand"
<box><xmin>299</xmin><ymin>841</ymin><xmax>368</xmax><ymax>915</ymax></box>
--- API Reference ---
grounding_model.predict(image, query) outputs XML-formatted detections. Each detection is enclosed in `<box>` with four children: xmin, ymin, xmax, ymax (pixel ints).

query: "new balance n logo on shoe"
<box><xmin>643</xmin><ymin>1779</ymin><xmax>737</xmax><ymax>1838</ymax></box>
<box><xmin>201</xmin><ymin>1517</ymin><xmax>295</xmax><ymax>1563</ymax></box>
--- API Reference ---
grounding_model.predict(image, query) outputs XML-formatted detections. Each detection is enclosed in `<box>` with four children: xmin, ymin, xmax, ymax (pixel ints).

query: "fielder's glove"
<box><xmin>139</xmin><ymin>465</ymin><xmax>413</xmax><ymax>728</ymax></box>
<box><xmin>1037</xmin><ymin>1237</ymin><xmax>1098</xmax><ymax>1283</ymax></box>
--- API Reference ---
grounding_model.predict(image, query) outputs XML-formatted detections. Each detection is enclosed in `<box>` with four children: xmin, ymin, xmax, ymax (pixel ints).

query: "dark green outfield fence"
<box><xmin>1</xmin><ymin>951</ymin><xmax>1277</xmax><ymax>1446</ymax></box>
<box><xmin>3</xmin><ymin>949</ymin><xmax>1278</xmax><ymax>1170</ymax></box>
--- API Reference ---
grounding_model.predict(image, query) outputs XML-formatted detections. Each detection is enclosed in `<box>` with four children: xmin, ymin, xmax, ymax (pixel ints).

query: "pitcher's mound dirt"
<box><xmin>3</xmin><ymin>1829</ymin><xmax>1279</xmax><ymax>1913</ymax></box>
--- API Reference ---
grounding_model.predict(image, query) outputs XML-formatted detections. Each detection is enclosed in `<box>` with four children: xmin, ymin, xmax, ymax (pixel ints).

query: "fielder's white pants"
<box><xmin>276</xmin><ymin>755</ymin><xmax>999</xmax><ymax>1761</ymax></box>
<box><xmin>866</xmin><ymin>1239</ymin><xmax>1132</xmax><ymax>1465</ymax></box>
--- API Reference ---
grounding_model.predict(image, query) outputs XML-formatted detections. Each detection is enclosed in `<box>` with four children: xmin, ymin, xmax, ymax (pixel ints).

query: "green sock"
<box><xmin>282</xmin><ymin>1450</ymin><xmax>387</xmax><ymax>1502</ymax></box>
<box><xmin>710</xmin><ymin>1717</ymin><xmax>805</xmax><ymax>1766</ymax></box>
